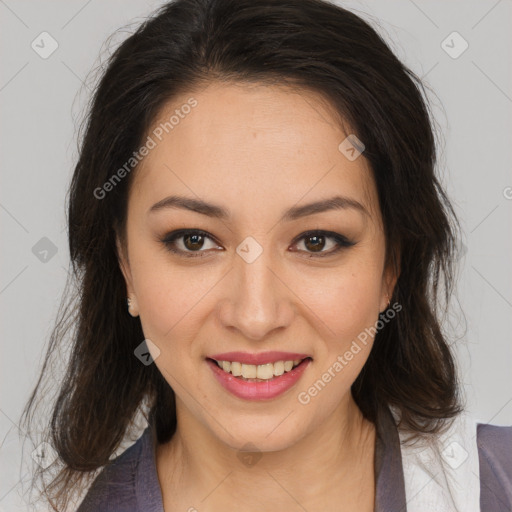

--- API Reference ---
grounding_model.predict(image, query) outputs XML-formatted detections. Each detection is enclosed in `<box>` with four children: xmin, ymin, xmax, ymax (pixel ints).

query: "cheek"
<box><xmin>294</xmin><ymin>269</ymin><xmax>382</xmax><ymax>414</ymax></box>
<box><xmin>134</xmin><ymin>269</ymin><xmax>204</xmax><ymax>386</ymax></box>
<box><xmin>298</xmin><ymin>262</ymin><xmax>383</xmax><ymax>341</ymax></box>
<box><xmin>131</xmin><ymin>244</ymin><xmax>213</xmax><ymax>336</ymax></box>
<box><xmin>293</xmin><ymin>259</ymin><xmax>383</xmax><ymax>405</ymax></box>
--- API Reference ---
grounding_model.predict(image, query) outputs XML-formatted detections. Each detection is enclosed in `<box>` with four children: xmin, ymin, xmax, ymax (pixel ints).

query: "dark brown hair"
<box><xmin>20</xmin><ymin>0</ymin><xmax>463</xmax><ymax>509</ymax></box>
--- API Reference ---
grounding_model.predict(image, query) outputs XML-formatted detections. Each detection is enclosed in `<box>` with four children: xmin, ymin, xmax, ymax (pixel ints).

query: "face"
<box><xmin>116</xmin><ymin>81</ymin><xmax>396</xmax><ymax>452</ymax></box>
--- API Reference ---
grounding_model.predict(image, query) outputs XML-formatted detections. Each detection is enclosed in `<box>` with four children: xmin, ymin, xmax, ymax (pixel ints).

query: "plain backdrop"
<box><xmin>1</xmin><ymin>0</ymin><xmax>511</xmax><ymax>510</ymax></box>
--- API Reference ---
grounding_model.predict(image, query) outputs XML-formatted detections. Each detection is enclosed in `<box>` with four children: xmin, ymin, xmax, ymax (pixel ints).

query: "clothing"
<box><xmin>76</xmin><ymin>405</ymin><xmax>512</xmax><ymax>511</ymax></box>
<box><xmin>395</xmin><ymin>407</ymin><xmax>487</xmax><ymax>512</ymax></box>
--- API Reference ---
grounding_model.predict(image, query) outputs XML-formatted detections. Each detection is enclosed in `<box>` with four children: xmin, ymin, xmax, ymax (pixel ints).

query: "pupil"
<box><xmin>185</xmin><ymin>234</ymin><xmax>204</xmax><ymax>250</ymax></box>
<box><xmin>305</xmin><ymin>235</ymin><xmax>324</xmax><ymax>252</ymax></box>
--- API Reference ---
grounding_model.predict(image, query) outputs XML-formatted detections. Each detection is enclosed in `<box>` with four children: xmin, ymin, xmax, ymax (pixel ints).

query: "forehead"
<box><xmin>129</xmin><ymin>81</ymin><xmax>379</xmax><ymax>222</ymax></box>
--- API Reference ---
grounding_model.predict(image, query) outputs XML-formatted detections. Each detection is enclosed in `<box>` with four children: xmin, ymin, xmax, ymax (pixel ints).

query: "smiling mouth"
<box><xmin>207</xmin><ymin>357</ymin><xmax>312</xmax><ymax>382</ymax></box>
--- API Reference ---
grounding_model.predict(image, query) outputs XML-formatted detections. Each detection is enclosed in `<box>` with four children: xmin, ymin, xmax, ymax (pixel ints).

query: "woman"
<box><xmin>20</xmin><ymin>0</ymin><xmax>511</xmax><ymax>510</ymax></box>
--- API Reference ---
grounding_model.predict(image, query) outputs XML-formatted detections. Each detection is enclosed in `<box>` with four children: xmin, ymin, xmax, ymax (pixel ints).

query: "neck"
<box><xmin>156</xmin><ymin>393</ymin><xmax>376</xmax><ymax>510</ymax></box>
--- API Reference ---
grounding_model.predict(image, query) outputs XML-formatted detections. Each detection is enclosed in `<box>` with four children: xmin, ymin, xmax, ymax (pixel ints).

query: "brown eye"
<box><xmin>183</xmin><ymin>233</ymin><xmax>206</xmax><ymax>251</ymax></box>
<box><xmin>161</xmin><ymin>229</ymin><xmax>355</xmax><ymax>259</ymax></box>
<box><xmin>161</xmin><ymin>229</ymin><xmax>222</xmax><ymax>257</ymax></box>
<box><xmin>303</xmin><ymin>234</ymin><xmax>327</xmax><ymax>252</ymax></box>
<box><xmin>291</xmin><ymin>230</ymin><xmax>356</xmax><ymax>257</ymax></box>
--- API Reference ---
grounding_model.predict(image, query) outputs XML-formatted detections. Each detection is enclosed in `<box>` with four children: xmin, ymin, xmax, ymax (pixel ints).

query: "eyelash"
<box><xmin>159</xmin><ymin>229</ymin><xmax>356</xmax><ymax>259</ymax></box>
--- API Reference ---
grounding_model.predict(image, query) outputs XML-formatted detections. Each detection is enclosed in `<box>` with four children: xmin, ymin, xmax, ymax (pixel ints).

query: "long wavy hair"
<box><xmin>20</xmin><ymin>0</ymin><xmax>464</xmax><ymax>509</ymax></box>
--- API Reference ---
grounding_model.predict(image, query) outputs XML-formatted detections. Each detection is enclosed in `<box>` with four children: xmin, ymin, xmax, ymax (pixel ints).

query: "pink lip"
<box><xmin>209</xmin><ymin>351</ymin><xmax>310</xmax><ymax>365</ymax></box>
<box><xmin>206</xmin><ymin>357</ymin><xmax>312</xmax><ymax>401</ymax></box>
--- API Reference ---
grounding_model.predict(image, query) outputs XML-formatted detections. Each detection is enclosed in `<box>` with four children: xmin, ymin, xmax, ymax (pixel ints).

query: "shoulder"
<box><xmin>477</xmin><ymin>422</ymin><xmax>512</xmax><ymax>510</ymax></box>
<box><xmin>76</xmin><ymin>428</ymin><xmax>148</xmax><ymax>512</ymax></box>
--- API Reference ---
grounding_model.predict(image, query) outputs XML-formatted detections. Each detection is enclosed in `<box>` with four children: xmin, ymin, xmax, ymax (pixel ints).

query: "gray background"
<box><xmin>1</xmin><ymin>0</ymin><xmax>511</xmax><ymax>509</ymax></box>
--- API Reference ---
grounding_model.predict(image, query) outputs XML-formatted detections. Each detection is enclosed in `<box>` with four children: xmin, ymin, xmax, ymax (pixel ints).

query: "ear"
<box><xmin>379</xmin><ymin>250</ymin><xmax>400</xmax><ymax>312</ymax></box>
<box><xmin>116</xmin><ymin>234</ymin><xmax>139</xmax><ymax>316</ymax></box>
<box><xmin>116</xmin><ymin>235</ymin><xmax>131</xmax><ymax>287</ymax></box>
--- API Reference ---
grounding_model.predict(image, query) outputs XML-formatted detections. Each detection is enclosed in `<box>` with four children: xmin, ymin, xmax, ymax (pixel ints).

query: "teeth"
<box><xmin>214</xmin><ymin>358</ymin><xmax>305</xmax><ymax>380</ymax></box>
<box><xmin>274</xmin><ymin>361</ymin><xmax>284</xmax><ymax>376</ymax></box>
<box><xmin>231</xmin><ymin>361</ymin><xmax>242</xmax><ymax>376</ymax></box>
<box><xmin>241</xmin><ymin>364</ymin><xmax>257</xmax><ymax>379</ymax></box>
<box><xmin>256</xmin><ymin>363</ymin><xmax>274</xmax><ymax>380</ymax></box>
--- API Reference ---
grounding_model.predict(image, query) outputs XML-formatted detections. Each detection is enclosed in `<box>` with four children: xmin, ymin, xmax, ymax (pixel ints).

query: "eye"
<box><xmin>160</xmin><ymin>229</ymin><xmax>356</xmax><ymax>259</ymax></box>
<box><xmin>160</xmin><ymin>229</ymin><xmax>222</xmax><ymax>258</ymax></box>
<box><xmin>290</xmin><ymin>230</ymin><xmax>356</xmax><ymax>257</ymax></box>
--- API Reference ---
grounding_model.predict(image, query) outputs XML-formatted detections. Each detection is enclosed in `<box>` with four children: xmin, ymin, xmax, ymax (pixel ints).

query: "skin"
<box><xmin>116</xmin><ymin>81</ymin><xmax>397</xmax><ymax>511</ymax></box>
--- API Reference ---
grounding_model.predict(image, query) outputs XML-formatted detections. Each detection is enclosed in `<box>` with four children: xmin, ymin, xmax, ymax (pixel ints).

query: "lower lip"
<box><xmin>206</xmin><ymin>358</ymin><xmax>312</xmax><ymax>401</ymax></box>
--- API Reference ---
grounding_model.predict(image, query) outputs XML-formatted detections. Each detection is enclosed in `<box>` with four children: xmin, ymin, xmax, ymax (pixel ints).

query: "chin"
<box><xmin>207</xmin><ymin>413</ymin><xmax>311</xmax><ymax>454</ymax></box>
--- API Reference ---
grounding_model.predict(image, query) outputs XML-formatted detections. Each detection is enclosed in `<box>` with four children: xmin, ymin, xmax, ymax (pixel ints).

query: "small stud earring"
<box><xmin>126</xmin><ymin>297</ymin><xmax>138</xmax><ymax>317</ymax></box>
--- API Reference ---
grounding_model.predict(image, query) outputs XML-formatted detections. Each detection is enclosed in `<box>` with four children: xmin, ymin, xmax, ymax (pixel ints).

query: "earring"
<box><xmin>126</xmin><ymin>297</ymin><xmax>138</xmax><ymax>317</ymax></box>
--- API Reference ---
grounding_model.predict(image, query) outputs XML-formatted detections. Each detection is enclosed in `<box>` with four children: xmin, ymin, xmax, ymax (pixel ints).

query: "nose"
<box><xmin>217</xmin><ymin>248</ymin><xmax>295</xmax><ymax>341</ymax></box>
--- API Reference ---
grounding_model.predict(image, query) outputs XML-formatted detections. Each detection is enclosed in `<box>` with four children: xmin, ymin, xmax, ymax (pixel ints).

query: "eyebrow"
<box><xmin>148</xmin><ymin>194</ymin><xmax>368</xmax><ymax>221</ymax></box>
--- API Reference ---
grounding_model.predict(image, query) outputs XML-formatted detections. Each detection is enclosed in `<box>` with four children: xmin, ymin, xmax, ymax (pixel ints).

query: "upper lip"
<box><xmin>208</xmin><ymin>351</ymin><xmax>311</xmax><ymax>365</ymax></box>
